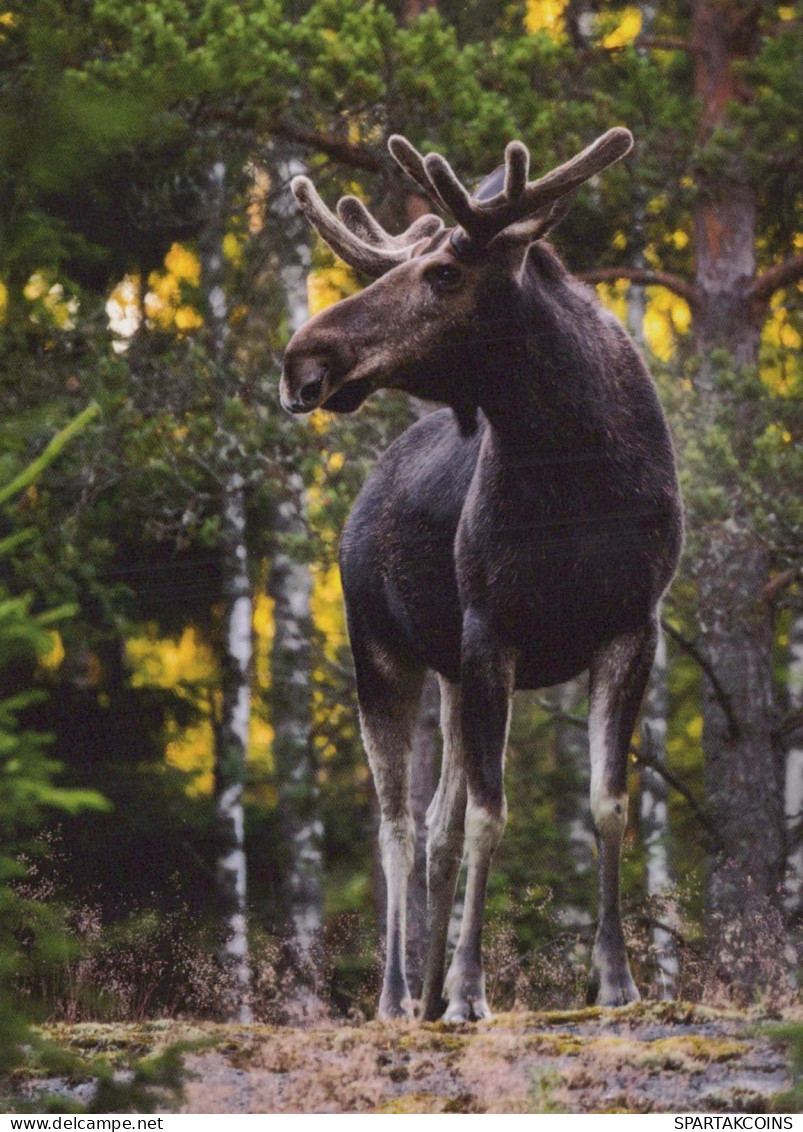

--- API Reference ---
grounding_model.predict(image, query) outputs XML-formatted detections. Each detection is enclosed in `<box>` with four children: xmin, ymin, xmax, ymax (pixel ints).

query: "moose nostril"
<box><xmin>298</xmin><ymin>373</ymin><xmax>325</xmax><ymax>407</ymax></box>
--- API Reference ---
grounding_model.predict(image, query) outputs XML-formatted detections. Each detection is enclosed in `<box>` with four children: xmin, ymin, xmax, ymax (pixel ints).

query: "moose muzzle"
<box><xmin>280</xmin><ymin>351</ymin><xmax>332</xmax><ymax>414</ymax></box>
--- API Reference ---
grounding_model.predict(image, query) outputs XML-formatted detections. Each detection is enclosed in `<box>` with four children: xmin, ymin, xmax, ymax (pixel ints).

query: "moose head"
<box><xmin>280</xmin><ymin>128</ymin><xmax>633</xmax><ymax>432</ymax></box>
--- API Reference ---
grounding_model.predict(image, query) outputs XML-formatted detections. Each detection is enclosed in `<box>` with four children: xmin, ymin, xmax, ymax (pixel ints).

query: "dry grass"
<box><xmin>19</xmin><ymin>1001</ymin><xmax>797</xmax><ymax>1115</ymax></box>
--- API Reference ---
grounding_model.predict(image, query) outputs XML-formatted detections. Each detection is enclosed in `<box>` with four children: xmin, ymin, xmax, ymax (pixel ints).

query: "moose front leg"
<box><xmin>587</xmin><ymin>621</ymin><xmax>658</xmax><ymax>1007</ymax></box>
<box><xmin>442</xmin><ymin>610</ymin><xmax>514</xmax><ymax>1022</ymax></box>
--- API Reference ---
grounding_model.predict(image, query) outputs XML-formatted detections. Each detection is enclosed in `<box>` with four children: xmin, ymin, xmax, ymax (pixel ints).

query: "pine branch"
<box><xmin>632</xmin><ymin>746</ymin><xmax>723</xmax><ymax>850</ymax></box>
<box><xmin>762</xmin><ymin>566</ymin><xmax>801</xmax><ymax>604</ymax></box>
<box><xmin>0</xmin><ymin>402</ymin><xmax>101</xmax><ymax>507</ymax></box>
<box><xmin>749</xmin><ymin>254</ymin><xmax>803</xmax><ymax>304</ymax></box>
<box><xmin>634</xmin><ymin>914</ymin><xmax>700</xmax><ymax>952</ymax></box>
<box><xmin>775</xmin><ymin>709</ymin><xmax>803</xmax><ymax>743</ymax></box>
<box><xmin>577</xmin><ymin>267</ymin><xmax>700</xmax><ymax>308</ymax></box>
<box><xmin>270</xmin><ymin>118</ymin><xmax>383</xmax><ymax>173</ymax></box>
<box><xmin>637</xmin><ymin>35</ymin><xmax>693</xmax><ymax>51</ymax></box>
<box><xmin>660</xmin><ymin>619</ymin><xmax>741</xmax><ymax>741</ymax></box>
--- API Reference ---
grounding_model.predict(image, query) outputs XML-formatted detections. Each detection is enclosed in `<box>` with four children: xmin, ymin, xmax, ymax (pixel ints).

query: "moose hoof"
<box><xmin>587</xmin><ymin>965</ymin><xmax>640</xmax><ymax>1008</ymax></box>
<box><xmin>378</xmin><ymin>987</ymin><xmax>414</xmax><ymax>1021</ymax></box>
<box><xmin>443</xmin><ymin>995</ymin><xmax>492</xmax><ymax>1023</ymax></box>
<box><xmin>443</xmin><ymin>964</ymin><xmax>492</xmax><ymax>1022</ymax></box>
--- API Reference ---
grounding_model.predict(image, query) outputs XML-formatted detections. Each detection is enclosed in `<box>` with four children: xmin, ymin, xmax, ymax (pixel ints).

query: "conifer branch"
<box><xmin>632</xmin><ymin>746</ymin><xmax>723</xmax><ymax>850</ymax></box>
<box><xmin>0</xmin><ymin>402</ymin><xmax>101</xmax><ymax>507</ymax></box>
<box><xmin>270</xmin><ymin>119</ymin><xmax>383</xmax><ymax>173</ymax></box>
<box><xmin>660</xmin><ymin>619</ymin><xmax>741</xmax><ymax>741</ymax></box>
<box><xmin>749</xmin><ymin>254</ymin><xmax>803</xmax><ymax>304</ymax></box>
<box><xmin>577</xmin><ymin>267</ymin><xmax>700</xmax><ymax>308</ymax></box>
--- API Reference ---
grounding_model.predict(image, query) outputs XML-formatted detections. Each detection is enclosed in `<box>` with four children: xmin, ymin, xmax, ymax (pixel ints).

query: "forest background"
<box><xmin>1</xmin><ymin>0</ymin><xmax>802</xmax><ymax>1065</ymax></box>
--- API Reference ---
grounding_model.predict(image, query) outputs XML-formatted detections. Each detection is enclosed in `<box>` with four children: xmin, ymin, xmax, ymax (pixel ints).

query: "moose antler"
<box><xmin>291</xmin><ymin>127</ymin><xmax>632</xmax><ymax>274</ymax></box>
<box><xmin>389</xmin><ymin>128</ymin><xmax>633</xmax><ymax>248</ymax></box>
<box><xmin>290</xmin><ymin>177</ymin><xmax>444</xmax><ymax>277</ymax></box>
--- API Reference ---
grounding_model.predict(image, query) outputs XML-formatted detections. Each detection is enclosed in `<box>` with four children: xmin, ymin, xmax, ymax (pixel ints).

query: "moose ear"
<box><xmin>504</xmin><ymin>189</ymin><xmax>579</xmax><ymax>244</ymax></box>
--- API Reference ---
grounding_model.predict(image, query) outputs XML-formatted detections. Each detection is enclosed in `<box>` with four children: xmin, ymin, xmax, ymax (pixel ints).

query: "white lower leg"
<box><xmin>422</xmin><ymin>680</ymin><xmax>467</xmax><ymax>1019</ymax></box>
<box><xmin>589</xmin><ymin>696</ymin><xmax>639</xmax><ymax>1005</ymax></box>
<box><xmin>443</xmin><ymin>796</ymin><xmax>506</xmax><ymax>1021</ymax></box>
<box><xmin>378</xmin><ymin>814</ymin><xmax>416</xmax><ymax>1018</ymax></box>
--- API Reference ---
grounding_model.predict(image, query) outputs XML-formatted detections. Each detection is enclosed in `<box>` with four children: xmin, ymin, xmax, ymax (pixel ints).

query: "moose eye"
<box><xmin>425</xmin><ymin>262</ymin><xmax>463</xmax><ymax>293</ymax></box>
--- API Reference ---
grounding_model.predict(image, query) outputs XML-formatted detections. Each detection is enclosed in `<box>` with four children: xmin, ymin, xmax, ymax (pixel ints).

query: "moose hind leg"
<box><xmin>443</xmin><ymin>611</ymin><xmax>513</xmax><ymax>1022</ymax></box>
<box><xmin>421</xmin><ymin>677</ymin><xmax>467</xmax><ymax>1021</ymax></box>
<box><xmin>587</xmin><ymin>620</ymin><xmax>658</xmax><ymax>1007</ymax></box>
<box><xmin>355</xmin><ymin>642</ymin><xmax>424</xmax><ymax>1020</ymax></box>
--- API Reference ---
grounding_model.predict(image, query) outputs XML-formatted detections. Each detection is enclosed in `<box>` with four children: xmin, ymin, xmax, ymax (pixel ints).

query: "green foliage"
<box><xmin>767</xmin><ymin>1023</ymin><xmax>803</xmax><ymax>1113</ymax></box>
<box><xmin>0</xmin><ymin>415</ymin><xmax>108</xmax><ymax>1078</ymax></box>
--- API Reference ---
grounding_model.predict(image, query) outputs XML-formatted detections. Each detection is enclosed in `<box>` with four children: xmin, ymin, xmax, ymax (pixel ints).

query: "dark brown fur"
<box><xmin>281</xmin><ymin>134</ymin><xmax>683</xmax><ymax>1021</ymax></box>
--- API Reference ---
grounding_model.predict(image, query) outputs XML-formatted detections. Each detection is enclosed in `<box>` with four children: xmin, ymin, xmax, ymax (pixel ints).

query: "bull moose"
<box><xmin>280</xmin><ymin>128</ymin><xmax>682</xmax><ymax>1021</ymax></box>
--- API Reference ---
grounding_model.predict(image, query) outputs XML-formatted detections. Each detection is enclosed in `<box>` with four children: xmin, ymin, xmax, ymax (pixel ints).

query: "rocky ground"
<box><xmin>15</xmin><ymin>1002</ymin><xmax>801</xmax><ymax>1114</ymax></box>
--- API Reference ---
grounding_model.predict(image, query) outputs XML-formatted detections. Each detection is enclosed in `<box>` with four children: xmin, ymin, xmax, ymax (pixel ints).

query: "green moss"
<box><xmin>523</xmin><ymin>1032</ymin><xmax>585</xmax><ymax>1057</ymax></box>
<box><xmin>376</xmin><ymin>1093</ymin><xmax>441</xmax><ymax>1113</ymax></box>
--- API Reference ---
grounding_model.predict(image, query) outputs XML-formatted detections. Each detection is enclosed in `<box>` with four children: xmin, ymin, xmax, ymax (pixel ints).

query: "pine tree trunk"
<box><xmin>639</xmin><ymin>632</ymin><xmax>679</xmax><ymax>998</ymax></box>
<box><xmin>689</xmin><ymin>0</ymin><xmax>787</xmax><ymax>997</ymax></box>
<box><xmin>201</xmin><ymin>160</ymin><xmax>253</xmax><ymax>1022</ymax></box>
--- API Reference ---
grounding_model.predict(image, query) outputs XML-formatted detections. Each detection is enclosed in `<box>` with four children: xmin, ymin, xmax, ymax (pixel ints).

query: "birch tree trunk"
<box><xmin>268</xmin><ymin>156</ymin><xmax>323</xmax><ymax>993</ymax></box>
<box><xmin>639</xmin><ymin>631</ymin><xmax>680</xmax><ymax>998</ymax></box>
<box><xmin>407</xmin><ymin>670</ymin><xmax>441</xmax><ymax>998</ymax></box>
<box><xmin>784</xmin><ymin>615</ymin><xmax>803</xmax><ymax>922</ymax></box>
<box><xmin>201</xmin><ymin>159</ymin><xmax>253</xmax><ymax>1023</ymax></box>
<box><xmin>553</xmin><ymin>678</ymin><xmax>594</xmax><ymax>929</ymax></box>
<box><xmin>268</xmin><ymin>473</ymin><xmax>323</xmax><ymax>986</ymax></box>
<box><xmin>621</xmin><ymin>72</ymin><xmax>680</xmax><ymax>994</ymax></box>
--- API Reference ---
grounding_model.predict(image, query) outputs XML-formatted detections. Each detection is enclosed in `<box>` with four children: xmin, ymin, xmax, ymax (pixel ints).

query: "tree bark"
<box><xmin>784</xmin><ymin>614</ymin><xmax>803</xmax><ymax>924</ymax></box>
<box><xmin>553</xmin><ymin>678</ymin><xmax>594</xmax><ymax>929</ymax></box>
<box><xmin>201</xmin><ymin>160</ymin><xmax>253</xmax><ymax>1023</ymax></box>
<box><xmin>268</xmin><ymin>473</ymin><xmax>324</xmax><ymax>987</ymax></box>
<box><xmin>639</xmin><ymin>631</ymin><xmax>680</xmax><ymax>998</ymax></box>
<box><xmin>268</xmin><ymin>159</ymin><xmax>324</xmax><ymax>996</ymax></box>
<box><xmin>689</xmin><ymin>0</ymin><xmax>787</xmax><ymax>996</ymax></box>
<box><xmin>406</xmin><ymin>670</ymin><xmax>441</xmax><ymax>998</ymax></box>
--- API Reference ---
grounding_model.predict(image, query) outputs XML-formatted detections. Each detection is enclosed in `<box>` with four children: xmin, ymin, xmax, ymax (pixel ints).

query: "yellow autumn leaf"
<box><xmin>164</xmin><ymin>242</ymin><xmax>201</xmax><ymax>284</ymax></box>
<box><xmin>223</xmin><ymin>231</ymin><xmax>244</xmax><ymax>266</ymax></box>
<box><xmin>308</xmin><ymin>261</ymin><xmax>361</xmax><ymax>316</ymax></box>
<box><xmin>24</xmin><ymin>272</ymin><xmax>48</xmax><ymax>301</ymax></box>
<box><xmin>311</xmin><ymin>563</ymin><xmax>346</xmax><ymax>664</ymax></box>
<box><xmin>644</xmin><ymin>287</ymin><xmax>691</xmax><ymax>360</ymax></box>
<box><xmin>126</xmin><ymin>624</ymin><xmax>216</xmax><ymax>688</ymax></box>
<box><xmin>39</xmin><ymin>630</ymin><xmax>66</xmax><ymax>671</ymax></box>
<box><xmin>174</xmin><ymin>304</ymin><xmax>203</xmax><ymax>331</ymax></box>
<box><xmin>594</xmin><ymin>280</ymin><xmax>629</xmax><ymax>326</ymax></box>
<box><xmin>525</xmin><ymin>0</ymin><xmax>566</xmax><ymax>36</ymax></box>
<box><xmin>166</xmin><ymin>720</ymin><xmax>215</xmax><ymax>797</ymax></box>
<box><xmin>602</xmin><ymin>6</ymin><xmax>642</xmax><ymax>47</ymax></box>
